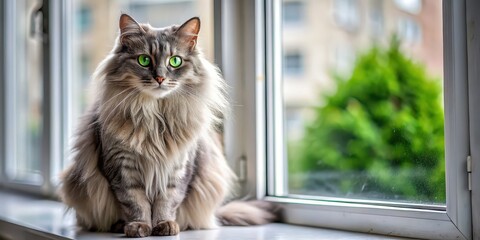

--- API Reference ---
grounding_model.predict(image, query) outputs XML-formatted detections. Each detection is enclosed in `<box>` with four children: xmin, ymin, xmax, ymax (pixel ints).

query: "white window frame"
<box><xmin>221</xmin><ymin>0</ymin><xmax>478</xmax><ymax>239</ymax></box>
<box><xmin>0</xmin><ymin>0</ymin><xmax>66</xmax><ymax>196</ymax></box>
<box><xmin>0</xmin><ymin>0</ymin><xmax>478</xmax><ymax>239</ymax></box>
<box><xmin>0</xmin><ymin>0</ymin><xmax>4</xmax><ymax>189</ymax></box>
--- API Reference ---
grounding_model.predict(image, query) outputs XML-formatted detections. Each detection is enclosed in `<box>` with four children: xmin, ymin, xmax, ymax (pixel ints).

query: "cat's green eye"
<box><xmin>169</xmin><ymin>56</ymin><xmax>183</xmax><ymax>68</ymax></box>
<box><xmin>138</xmin><ymin>54</ymin><xmax>151</xmax><ymax>67</ymax></box>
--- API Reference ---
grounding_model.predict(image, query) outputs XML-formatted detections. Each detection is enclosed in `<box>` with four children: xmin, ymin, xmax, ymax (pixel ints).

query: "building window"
<box><xmin>397</xmin><ymin>17</ymin><xmax>422</xmax><ymax>43</ymax></box>
<box><xmin>333</xmin><ymin>0</ymin><xmax>360</xmax><ymax>32</ymax></box>
<box><xmin>77</xmin><ymin>6</ymin><xmax>92</xmax><ymax>33</ymax></box>
<box><xmin>369</xmin><ymin>0</ymin><xmax>384</xmax><ymax>37</ymax></box>
<box><xmin>283</xmin><ymin>52</ymin><xmax>304</xmax><ymax>76</ymax></box>
<box><xmin>333</xmin><ymin>44</ymin><xmax>355</xmax><ymax>74</ymax></box>
<box><xmin>394</xmin><ymin>0</ymin><xmax>422</xmax><ymax>14</ymax></box>
<box><xmin>283</xmin><ymin>1</ymin><xmax>305</xmax><ymax>25</ymax></box>
<box><xmin>285</xmin><ymin>108</ymin><xmax>305</xmax><ymax>141</ymax></box>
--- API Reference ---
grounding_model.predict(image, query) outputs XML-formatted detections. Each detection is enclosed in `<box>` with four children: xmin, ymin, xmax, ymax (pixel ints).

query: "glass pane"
<box><xmin>283</xmin><ymin>0</ymin><xmax>445</xmax><ymax>205</ymax></box>
<box><xmin>7</xmin><ymin>0</ymin><xmax>44</xmax><ymax>183</ymax></box>
<box><xmin>67</xmin><ymin>0</ymin><xmax>215</xmax><ymax>167</ymax></box>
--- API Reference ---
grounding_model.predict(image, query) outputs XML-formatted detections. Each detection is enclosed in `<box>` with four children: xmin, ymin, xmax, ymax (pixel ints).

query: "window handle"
<box><xmin>30</xmin><ymin>4</ymin><xmax>43</xmax><ymax>39</ymax></box>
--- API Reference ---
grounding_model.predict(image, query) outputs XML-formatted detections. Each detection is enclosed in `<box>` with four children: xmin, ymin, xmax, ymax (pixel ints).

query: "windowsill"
<box><xmin>0</xmin><ymin>189</ymin><xmax>409</xmax><ymax>240</ymax></box>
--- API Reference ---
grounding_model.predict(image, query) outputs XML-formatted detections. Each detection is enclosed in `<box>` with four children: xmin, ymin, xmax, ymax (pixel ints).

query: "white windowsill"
<box><xmin>0</xmin><ymin>189</ymin><xmax>409</xmax><ymax>240</ymax></box>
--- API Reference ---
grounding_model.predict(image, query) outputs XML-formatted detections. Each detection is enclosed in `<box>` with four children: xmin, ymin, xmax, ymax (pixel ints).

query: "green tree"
<box><xmin>289</xmin><ymin>39</ymin><xmax>445</xmax><ymax>203</ymax></box>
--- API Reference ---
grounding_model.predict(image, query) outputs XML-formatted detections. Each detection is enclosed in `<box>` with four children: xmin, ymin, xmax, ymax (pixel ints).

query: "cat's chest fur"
<box><xmin>102</xmin><ymin>93</ymin><xmax>206</xmax><ymax>154</ymax></box>
<box><xmin>99</xmin><ymin>94</ymin><xmax>207</xmax><ymax>198</ymax></box>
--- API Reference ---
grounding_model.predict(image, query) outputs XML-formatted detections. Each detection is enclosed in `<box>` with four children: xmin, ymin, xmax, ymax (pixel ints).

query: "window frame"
<box><xmin>0</xmin><ymin>0</ymin><xmax>478</xmax><ymax>239</ymax></box>
<box><xmin>0</xmin><ymin>0</ymin><xmax>4</xmax><ymax>188</ymax></box>
<box><xmin>466</xmin><ymin>0</ymin><xmax>480</xmax><ymax>237</ymax></box>
<box><xmin>221</xmin><ymin>0</ymin><xmax>477</xmax><ymax>239</ymax></box>
<box><xmin>0</xmin><ymin>0</ymin><xmax>65</xmax><ymax>196</ymax></box>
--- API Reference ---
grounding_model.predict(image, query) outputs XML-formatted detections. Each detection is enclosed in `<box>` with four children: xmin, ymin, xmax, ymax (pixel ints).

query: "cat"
<box><xmin>59</xmin><ymin>14</ymin><xmax>278</xmax><ymax>237</ymax></box>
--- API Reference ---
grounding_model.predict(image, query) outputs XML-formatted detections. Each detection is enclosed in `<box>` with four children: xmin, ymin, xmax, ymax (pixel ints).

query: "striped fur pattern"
<box><xmin>59</xmin><ymin>14</ymin><xmax>277</xmax><ymax>237</ymax></box>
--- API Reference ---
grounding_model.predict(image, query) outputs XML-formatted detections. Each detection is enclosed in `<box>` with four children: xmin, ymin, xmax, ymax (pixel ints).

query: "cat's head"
<box><xmin>106</xmin><ymin>14</ymin><xmax>204</xmax><ymax>99</ymax></box>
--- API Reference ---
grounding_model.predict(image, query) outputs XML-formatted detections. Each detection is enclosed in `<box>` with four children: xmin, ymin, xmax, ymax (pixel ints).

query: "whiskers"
<box><xmin>102</xmin><ymin>88</ymin><xmax>140</xmax><ymax>125</ymax></box>
<box><xmin>175</xmin><ymin>85</ymin><xmax>203</xmax><ymax>104</ymax></box>
<box><xmin>165</xmin><ymin>80</ymin><xmax>179</xmax><ymax>88</ymax></box>
<box><xmin>107</xmin><ymin>74</ymin><xmax>140</xmax><ymax>88</ymax></box>
<box><xmin>102</xmin><ymin>87</ymin><xmax>136</xmax><ymax>107</ymax></box>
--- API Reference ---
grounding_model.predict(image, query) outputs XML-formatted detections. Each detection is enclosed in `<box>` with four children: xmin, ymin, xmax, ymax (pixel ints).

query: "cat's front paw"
<box><xmin>124</xmin><ymin>221</ymin><xmax>152</xmax><ymax>238</ymax></box>
<box><xmin>151</xmin><ymin>220</ymin><xmax>180</xmax><ymax>236</ymax></box>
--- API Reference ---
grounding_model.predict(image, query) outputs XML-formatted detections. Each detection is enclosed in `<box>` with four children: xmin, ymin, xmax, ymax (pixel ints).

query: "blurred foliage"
<box><xmin>288</xmin><ymin>38</ymin><xmax>445</xmax><ymax>203</ymax></box>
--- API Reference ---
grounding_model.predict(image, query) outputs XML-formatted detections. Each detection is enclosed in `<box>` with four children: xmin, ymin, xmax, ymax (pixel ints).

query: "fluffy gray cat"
<box><xmin>59</xmin><ymin>14</ymin><xmax>277</xmax><ymax>237</ymax></box>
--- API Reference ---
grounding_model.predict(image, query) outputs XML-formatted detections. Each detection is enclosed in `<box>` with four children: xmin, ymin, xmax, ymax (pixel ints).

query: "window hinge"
<box><xmin>238</xmin><ymin>156</ymin><xmax>247</xmax><ymax>182</ymax></box>
<box><xmin>467</xmin><ymin>155</ymin><xmax>472</xmax><ymax>191</ymax></box>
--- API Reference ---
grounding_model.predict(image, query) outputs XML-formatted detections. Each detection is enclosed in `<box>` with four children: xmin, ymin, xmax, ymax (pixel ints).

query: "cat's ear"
<box><xmin>119</xmin><ymin>14</ymin><xmax>143</xmax><ymax>41</ymax></box>
<box><xmin>176</xmin><ymin>17</ymin><xmax>201</xmax><ymax>51</ymax></box>
<box><xmin>119</xmin><ymin>14</ymin><xmax>141</xmax><ymax>33</ymax></box>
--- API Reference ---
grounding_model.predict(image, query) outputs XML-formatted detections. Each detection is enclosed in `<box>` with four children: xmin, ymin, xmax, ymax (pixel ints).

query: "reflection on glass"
<box><xmin>67</xmin><ymin>0</ymin><xmax>215</xmax><ymax>166</ymax></box>
<box><xmin>10</xmin><ymin>0</ymin><xmax>44</xmax><ymax>183</ymax></box>
<box><xmin>283</xmin><ymin>0</ymin><xmax>445</xmax><ymax>204</ymax></box>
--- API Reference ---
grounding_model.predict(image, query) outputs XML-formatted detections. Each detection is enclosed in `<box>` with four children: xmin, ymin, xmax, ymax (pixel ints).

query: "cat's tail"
<box><xmin>216</xmin><ymin>200</ymin><xmax>281</xmax><ymax>226</ymax></box>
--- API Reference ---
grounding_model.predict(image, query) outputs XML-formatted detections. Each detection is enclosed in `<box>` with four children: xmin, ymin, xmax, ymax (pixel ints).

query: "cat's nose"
<box><xmin>155</xmin><ymin>76</ymin><xmax>165</xmax><ymax>84</ymax></box>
